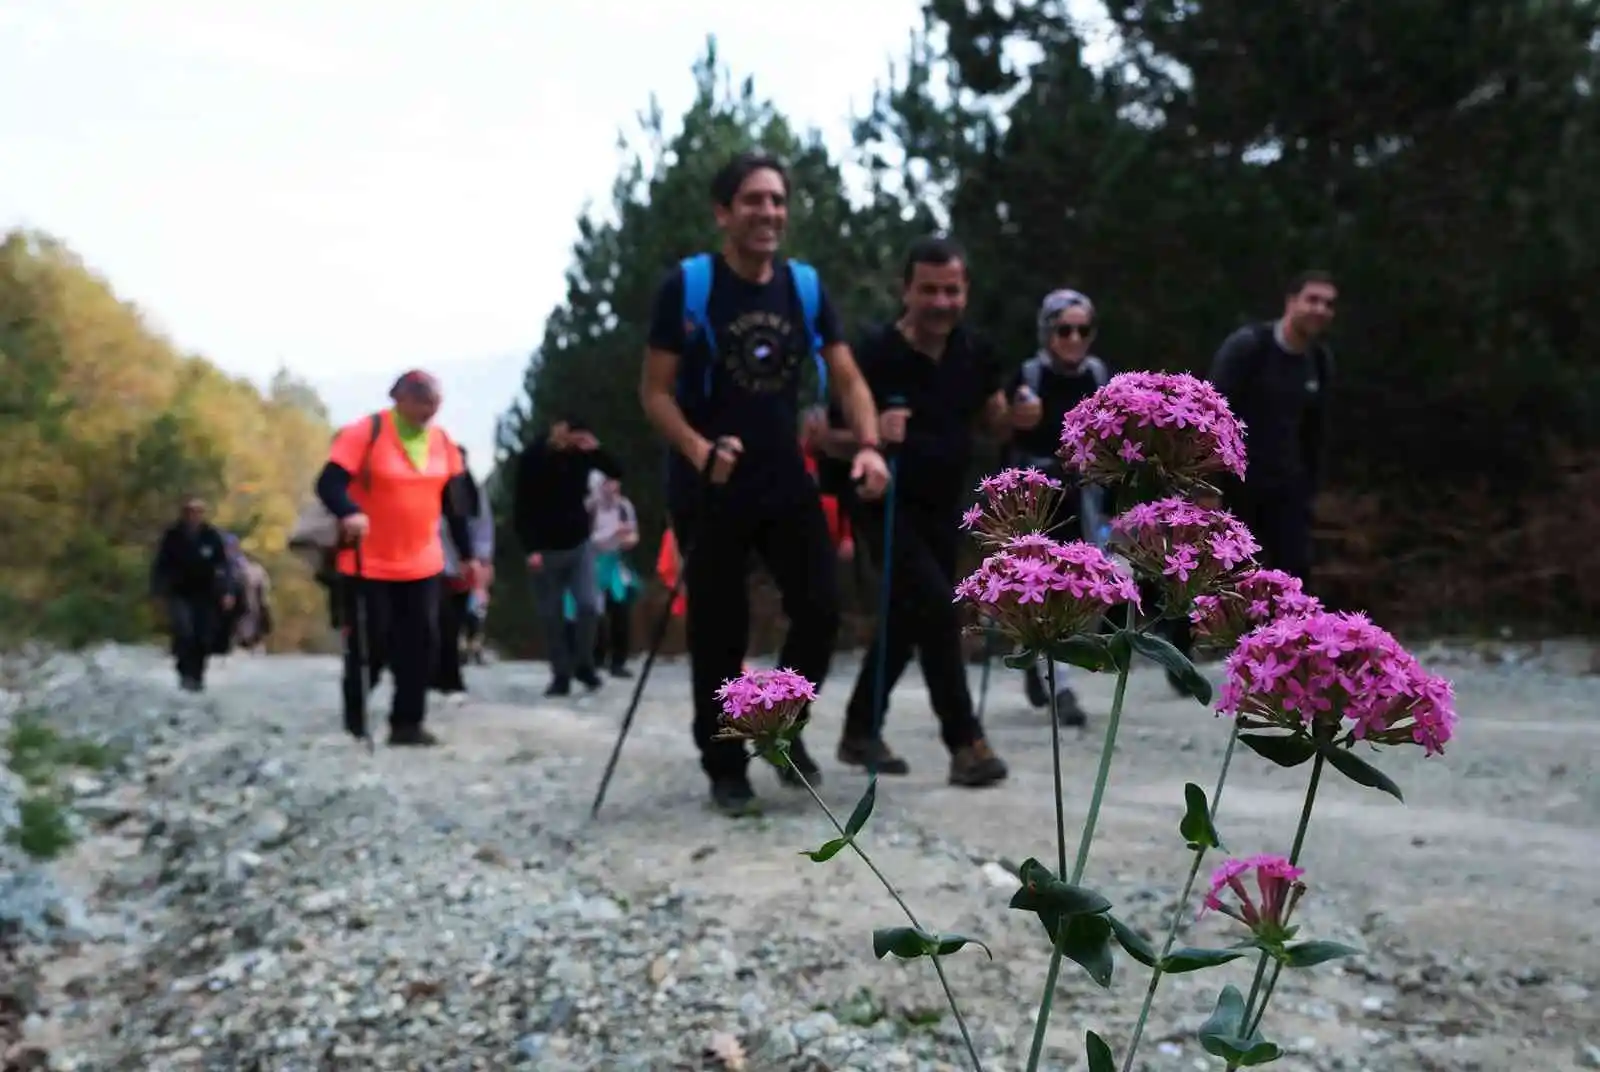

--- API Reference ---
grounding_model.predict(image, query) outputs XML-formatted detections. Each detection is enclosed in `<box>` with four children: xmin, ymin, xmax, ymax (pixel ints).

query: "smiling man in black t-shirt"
<box><xmin>639</xmin><ymin>151</ymin><xmax>890</xmax><ymax>816</ymax></box>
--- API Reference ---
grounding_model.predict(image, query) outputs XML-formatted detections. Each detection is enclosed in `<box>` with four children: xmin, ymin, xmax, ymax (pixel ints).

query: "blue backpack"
<box><xmin>676</xmin><ymin>252</ymin><xmax>827</xmax><ymax>402</ymax></box>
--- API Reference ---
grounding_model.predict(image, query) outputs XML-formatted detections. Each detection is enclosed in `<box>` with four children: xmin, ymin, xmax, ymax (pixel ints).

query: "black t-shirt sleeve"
<box><xmin>814</xmin><ymin>280</ymin><xmax>845</xmax><ymax>347</ymax></box>
<box><xmin>974</xmin><ymin>335</ymin><xmax>1005</xmax><ymax>397</ymax></box>
<box><xmin>1208</xmin><ymin>326</ymin><xmax>1257</xmax><ymax>400</ymax></box>
<box><xmin>646</xmin><ymin>267</ymin><xmax>688</xmax><ymax>354</ymax></box>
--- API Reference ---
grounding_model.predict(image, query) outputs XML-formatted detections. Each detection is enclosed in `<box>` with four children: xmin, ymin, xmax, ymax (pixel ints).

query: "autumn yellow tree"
<box><xmin>0</xmin><ymin>228</ymin><xmax>335</xmax><ymax>650</ymax></box>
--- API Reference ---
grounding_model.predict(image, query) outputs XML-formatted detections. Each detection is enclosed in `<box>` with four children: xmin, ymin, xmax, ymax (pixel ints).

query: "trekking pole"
<box><xmin>352</xmin><ymin>537</ymin><xmax>375</xmax><ymax>755</ymax></box>
<box><xmin>865</xmin><ymin>397</ymin><xmax>907</xmax><ymax>773</ymax></box>
<box><xmin>975</xmin><ymin>625</ymin><xmax>995</xmax><ymax>721</ymax></box>
<box><xmin>589</xmin><ymin>439</ymin><xmax>729</xmax><ymax>819</ymax></box>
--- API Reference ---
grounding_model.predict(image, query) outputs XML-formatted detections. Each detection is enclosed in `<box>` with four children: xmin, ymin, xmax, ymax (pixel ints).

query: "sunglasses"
<box><xmin>1053</xmin><ymin>323</ymin><xmax>1094</xmax><ymax>339</ymax></box>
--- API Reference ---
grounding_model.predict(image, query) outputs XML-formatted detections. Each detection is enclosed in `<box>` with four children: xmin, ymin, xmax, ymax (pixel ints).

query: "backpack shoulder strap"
<box><xmin>1020</xmin><ymin>353</ymin><xmax>1049</xmax><ymax>394</ymax></box>
<box><xmin>357</xmin><ymin>412</ymin><xmax>383</xmax><ymax>490</ymax></box>
<box><xmin>1082</xmin><ymin>355</ymin><xmax>1111</xmax><ymax>389</ymax></box>
<box><xmin>679</xmin><ymin>253</ymin><xmax>716</xmax><ymax>400</ymax></box>
<box><xmin>786</xmin><ymin>259</ymin><xmax>827</xmax><ymax>400</ymax></box>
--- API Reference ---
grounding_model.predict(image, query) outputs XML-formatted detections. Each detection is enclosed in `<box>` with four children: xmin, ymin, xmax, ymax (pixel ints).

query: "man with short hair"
<box><xmin>818</xmin><ymin>235</ymin><xmax>1012</xmax><ymax>787</ymax></box>
<box><xmin>639</xmin><ymin>150</ymin><xmax>890</xmax><ymax>816</ymax></box>
<box><xmin>150</xmin><ymin>496</ymin><xmax>235</xmax><ymax>692</ymax></box>
<box><xmin>512</xmin><ymin>415</ymin><xmax>621</xmax><ymax>697</ymax></box>
<box><xmin>1208</xmin><ymin>270</ymin><xmax>1337</xmax><ymax>584</ymax></box>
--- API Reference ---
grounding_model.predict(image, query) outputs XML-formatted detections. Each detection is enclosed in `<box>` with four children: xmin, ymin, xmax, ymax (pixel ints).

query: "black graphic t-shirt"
<box><xmin>647</xmin><ymin>254</ymin><xmax>844</xmax><ymax>511</ymax></box>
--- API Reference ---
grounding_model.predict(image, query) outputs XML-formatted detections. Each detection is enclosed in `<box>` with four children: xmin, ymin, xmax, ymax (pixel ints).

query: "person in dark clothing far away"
<box><xmin>1006</xmin><ymin>288</ymin><xmax>1113</xmax><ymax>724</ymax></box>
<box><xmin>511</xmin><ymin>415</ymin><xmax>621</xmax><ymax>697</ymax></box>
<box><xmin>814</xmin><ymin>236</ymin><xmax>1013</xmax><ymax>788</ymax></box>
<box><xmin>150</xmin><ymin>496</ymin><xmax>236</xmax><ymax>692</ymax></box>
<box><xmin>1207</xmin><ymin>270</ymin><xmax>1336</xmax><ymax>585</ymax></box>
<box><xmin>640</xmin><ymin>150</ymin><xmax>890</xmax><ymax>817</ymax></box>
<box><xmin>314</xmin><ymin>370</ymin><xmax>484</xmax><ymax>747</ymax></box>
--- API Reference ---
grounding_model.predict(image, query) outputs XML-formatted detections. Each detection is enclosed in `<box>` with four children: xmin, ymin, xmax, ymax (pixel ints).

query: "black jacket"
<box><xmin>150</xmin><ymin>523</ymin><xmax>232</xmax><ymax>600</ymax></box>
<box><xmin>512</xmin><ymin>440</ymin><xmax>622</xmax><ymax>553</ymax></box>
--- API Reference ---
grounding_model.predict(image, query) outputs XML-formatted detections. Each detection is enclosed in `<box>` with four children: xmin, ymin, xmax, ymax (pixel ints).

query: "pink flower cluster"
<box><xmin>954</xmin><ymin>533</ymin><xmax>1141</xmax><ymax>651</ymax></box>
<box><xmin>1201</xmin><ymin>854</ymin><xmax>1307</xmax><ymax>937</ymax></box>
<box><xmin>960</xmin><ymin>467</ymin><xmax>1065</xmax><ymax>549</ymax></box>
<box><xmin>1191</xmin><ymin>568</ymin><xmax>1324</xmax><ymax>652</ymax></box>
<box><xmin>714</xmin><ymin>667</ymin><xmax>817</xmax><ymax>745</ymax></box>
<box><xmin>1217</xmin><ymin>611</ymin><xmax>1459</xmax><ymax>755</ymax></box>
<box><xmin>1058</xmin><ymin>371</ymin><xmax>1248</xmax><ymax>488</ymax></box>
<box><xmin>1109</xmin><ymin>497</ymin><xmax>1260</xmax><ymax>608</ymax></box>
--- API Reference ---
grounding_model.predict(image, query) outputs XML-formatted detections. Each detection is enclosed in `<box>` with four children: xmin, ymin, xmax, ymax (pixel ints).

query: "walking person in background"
<box><xmin>149</xmin><ymin>496</ymin><xmax>236</xmax><ymax>692</ymax></box>
<box><xmin>511</xmin><ymin>415</ymin><xmax>621</xmax><ymax>697</ymax></box>
<box><xmin>313</xmin><ymin>370</ymin><xmax>486</xmax><ymax>747</ymax></box>
<box><xmin>639</xmin><ymin>150</ymin><xmax>889</xmax><ymax>815</ymax></box>
<box><xmin>433</xmin><ymin>447</ymin><xmax>494</xmax><ymax>701</ymax></box>
<box><xmin>1006</xmin><ymin>288</ymin><xmax>1112</xmax><ymax>724</ymax></box>
<box><xmin>587</xmin><ymin>472</ymin><xmax>642</xmax><ymax>678</ymax></box>
<box><xmin>1207</xmin><ymin>270</ymin><xmax>1337</xmax><ymax>585</ymax></box>
<box><xmin>223</xmin><ymin>535</ymin><xmax>274</xmax><ymax>652</ymax></box>
<box><xmin>814</xmin><ymin>236</ymin><xmax>1012</xmax><ymax>788</ymax></box>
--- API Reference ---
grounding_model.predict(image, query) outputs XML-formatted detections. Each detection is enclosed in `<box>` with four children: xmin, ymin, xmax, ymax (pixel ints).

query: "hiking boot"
<box><xmin>836</xmin><ymin>736</ymin><xmax>910</xmax><ymax>776</ymax></box>
<box><xmin>1053</xmin><ymin>687</ymin><xmax>1088</xmax><ymax>729</ymax></box>
<box><xmin>949</xmin><ymin>739</ymin><xmax>1008</xmax><ymax>788</ymax></box>
<box><xmin>545</xmin><ymin>677</ymin><xmax>572</xmax><ymax>698</ymax></box>
<box><xmin>1023</xmin><ymin>664</ymin><xmax>1049</xmax><ymax>708</ymax></box>
<box><xmin>389</xmin><ymin>727</ymin><xmax>441</xmax><ymax>747</ymax></box>
<box><xmin>776</xmin><ymin>738</ymin><xmax>823</xmax><ymax>789</ymax></box>
<box><xmin>575</xmin><ymin>667</ymin><xmax>604</xmax><ymax>692</ymax></box>
<box><xmin>710</xmin><ymin>775</ymin><xmax>761</xmax><ymax>817</ymax></box>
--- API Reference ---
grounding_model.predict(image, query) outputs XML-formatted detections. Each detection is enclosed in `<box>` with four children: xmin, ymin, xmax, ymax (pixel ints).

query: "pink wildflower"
<box><xmin>960</xmin><ymin>467</ymin><xmax>1065</xmax><ymax>548</ymax></box>
<box><xmin>1058</xmin><ymin>371</ymin><xmax>1247</xmax><ymax>490</ymax></box>
<box><xmin>954</xmin><ymin>534</ymin><xmax>1141</xmax><ymax>652</ymax></box>
<box><xmin>1110</xmin><ymin>497</ymin><xmax>1260</xmax><ymax>609</ymax></box>
<box><xmin>714</xmin><ymin>667</ymin><xmax>817</xmax><ymax>747</ymax></box>
<box><xmin>1191</xmin><ymin>568</ymin><xmax>1324</xmax><ymax>652</ymax></box>
<box><xmin>1217</xmin><ymin>611</ymin><xmax>1459</xmax><ymax>755</ymax></box>
<box><xmin>1200</xmin><ymin>854</ymin><xmax>1307</xmax><ymax>939</ymax></box>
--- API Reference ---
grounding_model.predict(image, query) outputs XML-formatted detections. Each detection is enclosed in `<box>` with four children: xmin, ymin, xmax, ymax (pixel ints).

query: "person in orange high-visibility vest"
<box><xmin>313</xmin><ymin>370</ymin><xmax>487</xmax><ymax>747</ymax></box>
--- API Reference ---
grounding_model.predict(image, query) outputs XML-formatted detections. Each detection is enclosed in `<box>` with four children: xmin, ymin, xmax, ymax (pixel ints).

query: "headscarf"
<box><xmin>1035</xmin><ymin>289</ymin><xmax>1096</xmax><ymax>349</ymax></box>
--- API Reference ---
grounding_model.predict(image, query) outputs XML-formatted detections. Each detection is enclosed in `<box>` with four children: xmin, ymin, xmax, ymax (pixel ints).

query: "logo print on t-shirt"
<box><xmin>723</xmin><ymin>311</ymin><xmax>801</xmax><ymax>394</ymax></box>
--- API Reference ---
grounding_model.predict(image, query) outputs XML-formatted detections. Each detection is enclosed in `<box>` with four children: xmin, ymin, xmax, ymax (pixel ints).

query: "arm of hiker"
<box><xmin>641</xmin><ymin>267</ymin><xmax>739</xmax><ymax>479</ymax></box>
<box><xmin>817</xmin><ymin>291</ymin><xmax>888</xmax><ymax>497</ymax></box>
<box><xmin>319</xmin><ymin>420</ymin><xmax>373</xmax><ymax>537</ymax></box>
<box><xmin>1206</xmin><ymin>328</ymin><xmax>1257</xmax><ymax>502</ymax></box>
<box><xmin>972</xmin><ymin>338</ymin><xmax>1011</xmax><ymax>441</ymax></box>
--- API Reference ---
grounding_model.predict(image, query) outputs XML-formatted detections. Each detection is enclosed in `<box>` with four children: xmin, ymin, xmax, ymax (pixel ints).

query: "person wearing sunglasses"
<box><xmin>1005</xmin><ymin>289</ymin><xmax>1113</xmax><ymax>726</ymax></box>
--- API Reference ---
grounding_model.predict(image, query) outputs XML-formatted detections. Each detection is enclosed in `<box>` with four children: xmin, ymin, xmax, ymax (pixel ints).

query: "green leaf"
<box><xmin>872</xmin><ymin>926</ymin><xmax>993</xmax><ymax>961</ymax></box>
<box><xmin>1058</xmin><ymin>912</ymin><xmax>1116</xmax><ymax>988</ymax></box>
<box><xmin>1046</xmin><ymin>633</ymin><xmax>1115</xmax><ymax>672</ymax></box>
<box><xmin>1107</xmin><ymin>914</ymin><xmax>1159</xmax><ymax>968</ymax></box>
<box><xmin>1198</xmin><ymin>984</ymin><xmax>1283</xmax><ymax>1065</ymax></box>
<box><xmin>844</xmin><ymin>777</ymin><xmax>878</xmax><ymax>837</ymax></box>
<box><xmin>1238</xmin><ymin>732</ymin><xmax>1318</xmax><ymax>768</ymax></box>
<box><xmin>1318</xmin><ymin>745</ymin><xmax>1404</xmax><ymax>802</ymax></box>
<box><xmin>1160</xmin><ymin>946</ymin><xmax>1248</xmax><ymax>974</ymax></box>
<box><xmin>1281</xmin><ymin>940</ymin><xmax>1363</xmax><ymax>969</ymax></box>
<box><xmin>1179</xmin><ymin>781</ymin><xmax>1223</xmax><ymax>850</ymax></box>
<box><xmin>1105</xmin><ymin>628</ymin><xmax>1133</xmax><ymax>671</ymax></box>
<box><xmin>1128</xmin><ymin>630</ymin><xmax>1213</xmax><ymax>704</ymax></box>
<box><xmin>800</xmin><ymin>837</ymin><xmax>848</xmax><ymax>863</ymax></box>
<box><xmin>1085</xmin><ymin>1030</ymin><xmax>1115</xmax><ymax>1072</ymax></box>
<box><xmin>1009</xmin><ymin>858</ymin><xmax>1113</xmax><ymax>945</ymax></box>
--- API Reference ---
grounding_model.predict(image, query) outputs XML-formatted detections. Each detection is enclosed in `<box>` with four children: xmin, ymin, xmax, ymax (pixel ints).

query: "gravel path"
<box><xmin>2</xmin><ymin>640</ymin><xmax>1597</xmax><ymax>1071</ymax></box>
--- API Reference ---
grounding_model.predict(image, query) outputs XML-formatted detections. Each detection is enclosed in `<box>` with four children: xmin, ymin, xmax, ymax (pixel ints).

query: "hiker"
<box><xmin>587</xmin><ymin>472</ymin><xmax>642</xmax><ymax>678</ymax></box>
<box><xmin>1006</xmin><ymin>288</ymin><xmax>1113</xmax><ymax>723</ymax></box>
<box><xmin>313</xmin><ymin>369</ymin><xmax>485</xmax><ymax>747</ymax></box>
<box><xmin>511</xmin><ymin>415</ymin><xmax>621</xmax><ymax>697</ymax></box>
<box><xmin>814</xmin><ymin>236</ymin><xmax>1012</xmax><ymax>787</ymax></box>
<box><xmin>149</xmin><ymin>496</ymin><xmax>236</xmax><ymax>692</ymax></box>
<box><xmin>433</xmin><ymin>447</ymin><xmax>495</xmax><ymax>700</ymax></box>
<box><xmin>1207</xmin><ymin>270</ymin><xmax>1336</xmax><ymax>585</ymax></box>
<box><xmin>222</xmin><ymin>536</ymin><xmax>273</xmax><ymax>652</ymax></box>
<box><xmin>638</xmin><ymin>149</ymin><xmax>890</xmax><ymax>815</ymax></box>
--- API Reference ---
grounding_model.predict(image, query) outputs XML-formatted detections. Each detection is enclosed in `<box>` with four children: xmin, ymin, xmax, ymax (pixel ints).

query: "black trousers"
<box><xmin>167</xmin><ymin>594</ymin><xmax>217</xmax><ymax>683</ymax></box>
<box><xmin>675</xmin><ymin>493</ymin><xmax>840</xmax><ymax>782</ymax></box>
<box><xmin>844</xmin><ymin>499</ymin><xmax>983</xmax><ymax>753</ymax></box>
<box><xmin>594</xmin><ymin>593</ymin><xmax>633</xmax><ymax>670</ymax></box>
<box><xmin>341</xmin><ymin>575</ymin><xmax>440</xmax><ymax>736</ymax></box>
<box><xmin>434</xmin><ymin>587</ymin><xmax>469</xmax><ymax>693</ymax></box>
<box><xmin>1232</xmin><ymin>482</ymin><xmax>1315</xmax><ymax>585</ymax></box>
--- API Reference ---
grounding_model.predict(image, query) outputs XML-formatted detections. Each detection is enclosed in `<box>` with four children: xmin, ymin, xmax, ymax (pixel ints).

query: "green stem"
<box><xmin>787</xmin><ymin>760</ymin><xmax>984</xmax><ymax>1072</ymax></box>
<box><xmin>1238</xmin><ymin>750</ymin><xmax>1326</xmax><ymax>1044</ymax></box>
<box><xmin>1024</xmin><ymin>610</ymin><xmax>1135</xmax><ymax>1072</ymax></box>
<box><xmin>1244</xmin><ymin>962</ymin><xmax>1284</xmax><ymax>1039</ymax></box>
<box><xmin>1046</xmin><ymin>658</ymin><xmax>1069</xmax><ymax>880</ymax></box>
<box><xmin>1118</xmin><ymin>721</ymin><xmax>1243</xmax><ymax>1072</ymax></box>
